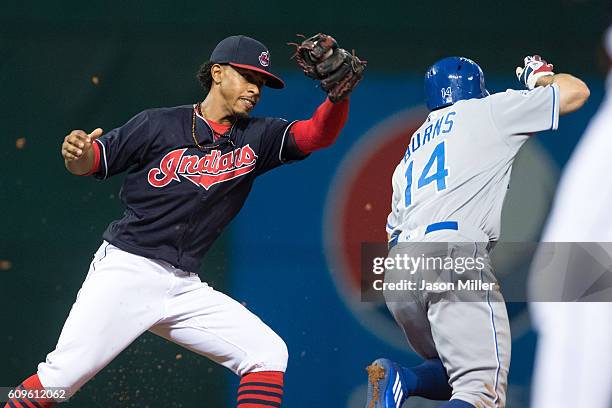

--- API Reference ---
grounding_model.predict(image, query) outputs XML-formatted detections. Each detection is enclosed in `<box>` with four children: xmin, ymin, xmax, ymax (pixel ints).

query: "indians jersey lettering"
<box><xmin>147</xmin><ymin>145</ymin><xmax>258</xmax><ymax>189</ymax></box>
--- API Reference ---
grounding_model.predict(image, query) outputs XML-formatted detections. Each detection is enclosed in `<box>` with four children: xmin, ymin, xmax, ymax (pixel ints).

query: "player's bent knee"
<box><xmin>240</xmin><ymin>332</ymin><xmax>289</xmax><ymax>375</ymax></box>
<box><xmin>253</xmin><ymin>333</ymin><xmax>288</xmax><ymax>371</ymax></box>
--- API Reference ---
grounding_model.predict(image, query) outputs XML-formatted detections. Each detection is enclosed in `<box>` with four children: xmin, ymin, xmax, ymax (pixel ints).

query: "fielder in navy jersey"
<box><xmin>5</xmin><ymin>34</ymin><xmax>362</xmax><ymax>408</ymax></box>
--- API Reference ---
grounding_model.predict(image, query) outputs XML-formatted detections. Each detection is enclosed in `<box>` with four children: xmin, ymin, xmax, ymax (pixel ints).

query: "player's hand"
<box><xmin>516</xmin><ymin>55</ymin><xmax>555</xmax><ymax>90</ymax></box>
<box><xmin>61</xmin><ymin>128</ymin><xmax>103</xmax><ymax>162</ymax></box>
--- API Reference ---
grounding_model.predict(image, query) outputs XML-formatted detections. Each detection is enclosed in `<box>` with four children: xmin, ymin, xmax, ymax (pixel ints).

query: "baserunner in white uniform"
<box><xmin>364</xmin><ymin>56</ymin><xmax>589</xmax><ymax>408</ymax></box>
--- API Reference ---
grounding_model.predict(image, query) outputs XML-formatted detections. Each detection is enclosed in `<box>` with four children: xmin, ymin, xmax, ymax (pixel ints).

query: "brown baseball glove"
<box><xmin>289</xmin><ymin>33</ymin><xmax>366</xmax><ymax>103</ymax></box>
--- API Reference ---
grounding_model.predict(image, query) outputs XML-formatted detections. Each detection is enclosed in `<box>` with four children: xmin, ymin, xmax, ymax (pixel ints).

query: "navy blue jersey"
<box><xmin>93</xmin><ymin>105</ymin><xmax>306</xmax><ymax>272</ymax></box>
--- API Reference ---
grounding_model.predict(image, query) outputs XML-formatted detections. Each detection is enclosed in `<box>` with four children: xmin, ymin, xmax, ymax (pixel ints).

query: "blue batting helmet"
<box><xmin>424</xmin><ymin>56</ymin><xmax>489</xmax><ymax>110</ymax></box>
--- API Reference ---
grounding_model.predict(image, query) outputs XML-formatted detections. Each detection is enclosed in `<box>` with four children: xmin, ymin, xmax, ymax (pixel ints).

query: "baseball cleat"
<box><xmin>365</xmin><ymin>358</ymin><xmax>409</xmax><ymax>408</ymax></box>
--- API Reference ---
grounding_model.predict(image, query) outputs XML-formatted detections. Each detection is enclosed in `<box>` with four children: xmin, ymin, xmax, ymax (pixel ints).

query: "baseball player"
<box><xmin>4</xmin><ymin>34</ymin><xmax>365</xmax><ymax>408</ymax></box>
<box><xmin>530</xmin><ymin>24</ymin><xmax>612</xmax><ymax>408</ymax></box>
<box><xmin>365</xmin><ymin>56</ymin><xmax>589</xmax><ymax>408</ymax></box>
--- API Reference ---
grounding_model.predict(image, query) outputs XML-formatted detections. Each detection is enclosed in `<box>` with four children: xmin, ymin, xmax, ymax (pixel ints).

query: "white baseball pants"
<box><xmin>37</xmin><ymin>242</ymin><xmax>288</xmax><ymax>398</ymax></box>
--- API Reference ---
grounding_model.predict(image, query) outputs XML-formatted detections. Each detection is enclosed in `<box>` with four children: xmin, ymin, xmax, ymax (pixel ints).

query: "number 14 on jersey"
<box><xmin>405</xmin><ymin>141</ymin><xmax>449</xmax><ymax>206</ymax></box>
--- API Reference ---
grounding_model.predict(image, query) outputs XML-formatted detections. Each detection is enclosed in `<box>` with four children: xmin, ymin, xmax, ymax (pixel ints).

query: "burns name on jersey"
<box><xmin>404</xmin><ymin>111</ymin><xmax>456</xmax><ymax>163</ymax></box>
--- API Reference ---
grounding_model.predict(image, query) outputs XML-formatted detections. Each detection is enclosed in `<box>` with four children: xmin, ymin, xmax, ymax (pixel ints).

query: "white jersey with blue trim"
<box><xmin>387</xmin><ymin>84</ymin><xmax>560</xmax><ymax>241</ymax></box>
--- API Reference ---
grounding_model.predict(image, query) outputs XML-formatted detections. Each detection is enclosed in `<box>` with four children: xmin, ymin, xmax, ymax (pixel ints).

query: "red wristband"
<box><xmin>80</xmin><ymin>140</ymin><xmax>101</xmax><ymax>176</ymax></box>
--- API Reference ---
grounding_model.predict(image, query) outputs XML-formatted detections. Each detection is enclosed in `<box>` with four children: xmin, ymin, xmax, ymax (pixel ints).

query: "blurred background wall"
<box><xmin>1</xmin><ymin>1</ymin><xmax>610</xmax><ymax>406</ymax></box>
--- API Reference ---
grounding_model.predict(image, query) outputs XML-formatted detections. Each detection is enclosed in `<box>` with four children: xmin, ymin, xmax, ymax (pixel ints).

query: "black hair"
<box><xmin>196</xmin><ymin>61</ymin><xmax>214</xmax><ymax>94</ymax></box>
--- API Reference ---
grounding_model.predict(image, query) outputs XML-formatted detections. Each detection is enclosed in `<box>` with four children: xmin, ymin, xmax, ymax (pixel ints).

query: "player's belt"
<box><xmin>424</xmin><ymin>221</ymin><xmax>458</xmax><ymax>234</ymax></box>
<box><xmin>389</xmin><ymin>221</ymin><xmax>490</xmax><ymax>250</ymax></box>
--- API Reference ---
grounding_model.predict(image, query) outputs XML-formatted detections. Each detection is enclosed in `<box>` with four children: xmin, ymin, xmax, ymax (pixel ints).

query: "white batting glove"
<box><xmin>515</xmin><ymin>55</ymin><xmax>555</xmax><ymax>90</ymax></box>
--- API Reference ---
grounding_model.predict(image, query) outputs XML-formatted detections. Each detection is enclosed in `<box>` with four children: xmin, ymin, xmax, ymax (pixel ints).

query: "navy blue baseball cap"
<box><xmin>210</xmin><ymin>35</ymin><xmax>285</xmax><ymax>89</ymax></box>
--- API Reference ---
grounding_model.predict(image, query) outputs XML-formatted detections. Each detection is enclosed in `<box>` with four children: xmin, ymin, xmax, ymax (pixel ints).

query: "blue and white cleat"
<box><xmin>365</xmin><ymin>358</ymin><xmax>409</xmax><ymax>408</ymax></box>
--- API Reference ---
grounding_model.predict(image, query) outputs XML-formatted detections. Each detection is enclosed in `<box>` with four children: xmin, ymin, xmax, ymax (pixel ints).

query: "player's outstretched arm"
<box><xmin>288</xmin><ymin>97</ymin><xmax>349</xmax><ymax>154</ymax></box>
<box><xmin>536</xmin><ymin>74</ymin><xmax>590</xmax><ymax>115</ymax></box>
<box><xmin>516</xmin><ymin>55</ymin><xmax>590</xmax><ymax>115</ymax></box>
<box><xmin>61</xmin><ymin>128</ymin><xmax>103</xmax><ymax>175</ymax></box>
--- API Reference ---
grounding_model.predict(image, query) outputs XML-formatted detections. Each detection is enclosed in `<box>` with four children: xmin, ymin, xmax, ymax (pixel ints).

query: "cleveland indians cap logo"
<box><xmin>147</xmin><ymin>145</ymin><xmax>258</xmax><ymax>190</ymax></box>
<box><xmin>259</xmin><ymin>51</ymin><xmax>270</xmax><ymax>67</ymax></box>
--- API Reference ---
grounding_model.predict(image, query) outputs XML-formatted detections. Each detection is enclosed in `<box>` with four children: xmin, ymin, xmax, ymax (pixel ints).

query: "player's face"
<box><xmin>220</xmin><ymin>66</ymin><xmax>266</xmax><ymax>119</ymax></box>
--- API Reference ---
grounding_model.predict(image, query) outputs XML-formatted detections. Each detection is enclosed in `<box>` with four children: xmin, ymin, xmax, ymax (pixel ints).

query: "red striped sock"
<box><xmin>236</xmin><ymin>371</ymin><xmax>284</xmax><ymax>407</ymax></box>
<box><xmin>4</xmin><ymin>374</ymin><xmax>55</xmax><ymax>408</ymax></box>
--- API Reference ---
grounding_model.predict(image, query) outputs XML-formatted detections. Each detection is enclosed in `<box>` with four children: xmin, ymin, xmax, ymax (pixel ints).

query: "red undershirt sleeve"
<box><xmin>289</xmin><ymin>97</ymin><xmax>350</xmax><ymax>154</ymax></box>
<box><xmin>80</xmin><ymin>140</ymin><xmax>101</xmax><ymax>176</ymax></box>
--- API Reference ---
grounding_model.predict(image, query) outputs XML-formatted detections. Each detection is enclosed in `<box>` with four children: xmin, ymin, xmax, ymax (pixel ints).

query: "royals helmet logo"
<box><xmin>147</xmin><ymin>145</ymin><xmax>258</xmax><ymax>189</ymax></box>
<box><xmin>259</xmin><ymin>51</ymin><xmax>270</xmax><ymax>67</ymax></box>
